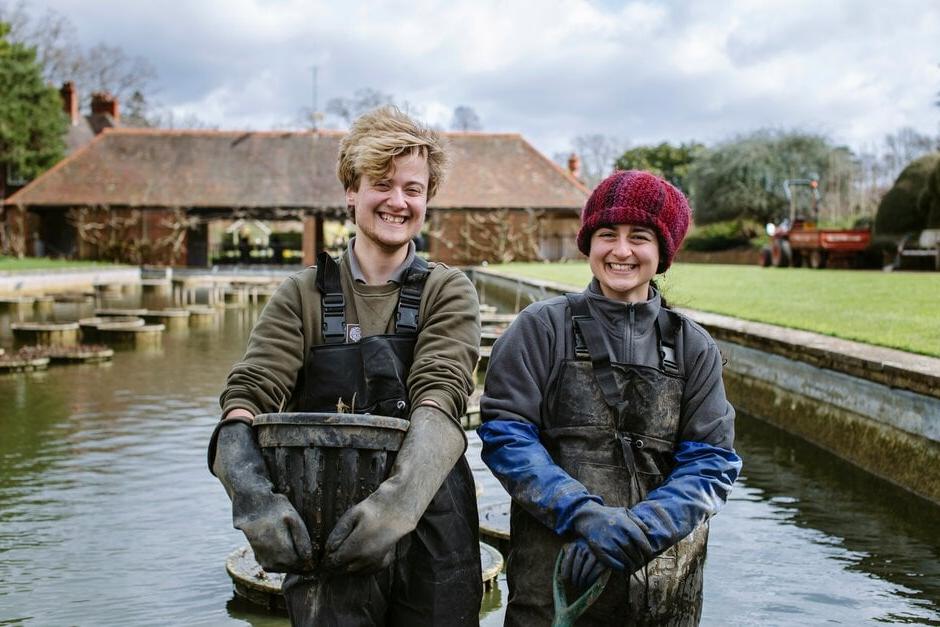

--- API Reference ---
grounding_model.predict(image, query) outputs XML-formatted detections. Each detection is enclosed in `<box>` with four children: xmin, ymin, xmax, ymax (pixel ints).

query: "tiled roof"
<box><xmin>6</xmin><ymin>128</ymin><xmax>587</xmax><ymax>211</ymax></box>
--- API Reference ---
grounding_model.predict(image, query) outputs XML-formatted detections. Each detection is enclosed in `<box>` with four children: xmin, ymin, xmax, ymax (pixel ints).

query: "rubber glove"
<box><xmin>561</xmin><ymin>538</ymin><xmax>606</xmax><ymax>591</ymax></box>
<box><xmin>570</xmin><ymin>501</ymin><xmax>653</xmax><ymax>573</ymax></box>
<box><xmin>212</xmin><ymin>421</ymin><xmax>314</xmax><ymax>573</ymax></box>
<box><xmin>322</xmin><ymin>404</ymin><xmax>465</xmax><ymax>574</ymax></box>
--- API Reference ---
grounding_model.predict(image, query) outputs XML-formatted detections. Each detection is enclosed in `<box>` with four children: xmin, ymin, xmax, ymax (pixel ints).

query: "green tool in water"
<box><xmin>551</xmin><ymin>546</ymin><xmax>611</xmax><ymax>627</ymax></box>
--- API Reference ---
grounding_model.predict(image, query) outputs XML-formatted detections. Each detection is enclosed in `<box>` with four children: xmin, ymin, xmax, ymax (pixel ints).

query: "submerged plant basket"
<box><xmin>0</xmin><ymin>351</ymin><xmax>49</xmax><ymax>373</ymax></box>
<box><xmin>94</xmin><ymin>308</ymin><xmax>149</xmax><ymax>317</ymax></box>
<box><xmin>45</xmin><ymin>345</ymin><xmax>114</xmax><ymax>364</ymax></box>
<box><xmin>79</xmin><ymin>317</ymin><xmax>144</xmax><ymax>342</ymax></box>
<box><xmin>141</xmin><ymin>309</ymin><xmax>190</xmax><ymax>331</ymax></box>
<box><xmin>479</xmin><ymin>501</ymin><xmax>511</xmax><ymax>556</ymax></box>
<box><xmin>11</xmin><ymin>322</ymin><xmax>79</xmax><ymax>347</ymax></box>
<box><xmin>97</xmin><ymin>322</ymin><xmax>165</xmax><ymax>348</ymax></box>
<box><xmin>185</xmin><ymin>305</ymin><xmax>219</xmax><ymax>327</ymax></box>
<box><xmin>0</xmin><ymin>296</ymin><xmax>36</xmax><ymax>314</ymax></box>
<box><xmin>32</xmin><ymin>295</ymin><xmax>55</xmax><ymax>314</ymax></box>
<box><xmin>252</xmin><ymin>412</ymin><xmax>409</xmax><ymax>568</ymax></box>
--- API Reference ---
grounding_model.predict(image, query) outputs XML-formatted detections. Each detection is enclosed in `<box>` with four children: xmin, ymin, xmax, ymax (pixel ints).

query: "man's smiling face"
<box><xmin>348</xmin><ymin>152</ymin><xmax>429</xmax><ymax>255</ymax></box>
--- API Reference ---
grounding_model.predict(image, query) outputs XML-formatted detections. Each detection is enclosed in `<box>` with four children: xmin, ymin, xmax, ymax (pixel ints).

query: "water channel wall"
<box><xmin>0</xmin><ymin>267</ymin><xmax>141</xmax><ymax>295</ymax></box>
<box><xmin>469</xmin><ymin>268</ymin><xmax>940</xmax><ymax>505</ymax></box>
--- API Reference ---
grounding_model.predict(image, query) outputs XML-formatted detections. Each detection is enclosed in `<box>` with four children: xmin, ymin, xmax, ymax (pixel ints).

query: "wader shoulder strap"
<box><xmin>395</xmin><ymin>255</ymin><xmax>430</xmax><ymax>335</ymax></box>
<box><xmin>565</xmin><ymin>293</ymin><xmax>623</xmax><ymax>411</ymax></box>
<box><xmin>655</xmin><ymin>307</ymin><xmax>683</xmax><ymax>377</ymax></box>
<box><xmin>315</xmin><ymin>251</ymin><xmax>346</xmax><ymax>344</ymax></box>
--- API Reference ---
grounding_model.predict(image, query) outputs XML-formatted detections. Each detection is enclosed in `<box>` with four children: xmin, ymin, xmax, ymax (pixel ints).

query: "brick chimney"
<box><xmin>567</xmin><ymin>153</ymin><xmax>582</xmax><ymax>180</ymax></box>
<box><xmin>91</xmin><ymin>92</ymin><xmax>120</xmax><ymax>123</ymax></box>
<box><xmin>60</xmin><ymin>82</ymin><xmax>79</xmax><ymax>125</ymax></box>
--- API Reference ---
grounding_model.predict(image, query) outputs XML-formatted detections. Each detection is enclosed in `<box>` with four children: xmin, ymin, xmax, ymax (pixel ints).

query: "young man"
<box><xmin>209</xmin><ymin>106</ymin><xmax>483</xmax><ymax>626</ymax></box>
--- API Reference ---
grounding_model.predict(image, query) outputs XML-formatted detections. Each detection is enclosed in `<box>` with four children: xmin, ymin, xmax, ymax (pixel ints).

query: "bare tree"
<box><xmin>326</xmin><ymin>88</ymin><xmax>395</xmax><ymax>126</ymax></box>
<box><xmin>1</xmin><ymin>1</ymin><xmax>158</xmax><ymax>114</ymax></box>
<box><xmin>882</xmin><ymin>127</ymin><xmax>937</xmax><ymax>178</ymax></box>
<box><xmin>569</xmin><ymin>134</ymin><xmax>628</xmax><ymax>188</ymax></box>
<box><xmin>451</xmin><ymin>106</ymin><xmax>482</xmax><ymax>131</ymax></box>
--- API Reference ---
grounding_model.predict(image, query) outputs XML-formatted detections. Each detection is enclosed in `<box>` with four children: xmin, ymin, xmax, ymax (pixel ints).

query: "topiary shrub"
<box><xmin>874</xmin><ymin>153</ymin><xmax>940</xmax><ymax>237</ymax></box>
<box><xmin>917</xmin><ymin>156</ymin><xmax>940</xmax><ymax>229</ymax></box>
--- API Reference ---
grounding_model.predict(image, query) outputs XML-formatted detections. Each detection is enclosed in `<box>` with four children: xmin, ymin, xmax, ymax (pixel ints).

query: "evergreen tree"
<box><xmin>686</xmin><ymin>130</ymin><xmax>856</xmax><ymax>225</ymax></box>
<box><xmin>0</xmin><ymin>21</ymin><xmax>65</xmax><ymax>188</ymax></box>
<box><xmin>614</xmin><ymin>142</ymin><xmax>704</xmax><ymax>193</ymax></box>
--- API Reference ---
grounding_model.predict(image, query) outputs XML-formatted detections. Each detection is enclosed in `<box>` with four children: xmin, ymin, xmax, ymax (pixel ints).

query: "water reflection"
<box><xmin>705</xmin><ymin>415</ymin><xmax>940</xmax><ymax>624</ymax></box>
<box><xmin>0</xmin><ymin>301</ymin><xmax>937</xmax><ymax>625</ymax></box>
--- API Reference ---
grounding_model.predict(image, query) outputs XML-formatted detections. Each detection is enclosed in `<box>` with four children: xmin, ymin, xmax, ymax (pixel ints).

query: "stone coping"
<box><xmin>0</xmin><ymin>267</ymin><xmax>140</xmax><ymax>295</ymax></box>
<box><xmin>472</xmin><ymin>267</ymin><xmax>940</xmax><ymax>401</ymax></box>
<box><xmin>679</xmin><ymin>310</ymin><xmax>940</xmax><ymax>401</ymax></box>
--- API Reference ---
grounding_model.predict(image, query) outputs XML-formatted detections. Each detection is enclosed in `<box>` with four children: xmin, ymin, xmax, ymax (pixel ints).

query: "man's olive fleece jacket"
<box><xmin>220</xmin><ymin>251</ymin><xmax>481</xmax><ymax>423</ymax></box>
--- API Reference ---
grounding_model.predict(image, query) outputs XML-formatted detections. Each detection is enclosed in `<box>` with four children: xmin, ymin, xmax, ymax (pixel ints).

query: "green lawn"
<box><xmin>489</xmin><ymin>262</ymin><xmax>940</xmax><ymax>358</ymax></box>
<box><xmin>0</xmin><ymin>256</ymin><xmax>128</xmax><ymax>272</ymax></box>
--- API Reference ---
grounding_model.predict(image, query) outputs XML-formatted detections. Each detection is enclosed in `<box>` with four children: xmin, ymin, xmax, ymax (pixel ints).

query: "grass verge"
<box><xmin>0</xmin><ymin>256</ymin><xmax>127</xmax><ymax>272</ymax></box>
<box><xmin>488</xmin><ymin>262</ymin><xmax>940</xmax><ymax>358</ymax></box>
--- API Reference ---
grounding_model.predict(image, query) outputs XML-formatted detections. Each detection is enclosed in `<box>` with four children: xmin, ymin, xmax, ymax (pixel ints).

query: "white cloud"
<box><xmin>30</xmin><ymin>0</ymin><xmax>940</xmax><ymax>156</ymax></box>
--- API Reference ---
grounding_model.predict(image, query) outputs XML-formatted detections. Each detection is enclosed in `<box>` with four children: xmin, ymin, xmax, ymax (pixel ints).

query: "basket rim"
<box><xmin>253</xmin><ymin>412</ymin><xmax>410</xmax><ymax>432</ymax></box>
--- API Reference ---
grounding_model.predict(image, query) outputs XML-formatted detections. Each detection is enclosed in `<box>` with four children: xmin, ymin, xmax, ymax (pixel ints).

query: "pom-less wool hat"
<box><xmin>576</xmin><ymin>170</ymin><xmax>692</xmax><ymax>273</ymax></box>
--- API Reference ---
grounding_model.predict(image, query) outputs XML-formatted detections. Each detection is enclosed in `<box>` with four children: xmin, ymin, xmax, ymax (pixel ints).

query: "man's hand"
<box><xmin>321</xmin><ymin>404</ymin><xmax>463</xmax><ymax>575</ymax></box>
<box><xmin>321</xmin><ymin>486</ymin><xmax>407</xmax><ymax>574</ymax></box>
<box><xmin>234</xmin><ymin>491</ymin><xmax>315</xmax><ymax>573</ymax></box>
<box><xmin>213</xmin><ymin>421</ymin><xmax>314</xmax><ymax>574</ymax></box>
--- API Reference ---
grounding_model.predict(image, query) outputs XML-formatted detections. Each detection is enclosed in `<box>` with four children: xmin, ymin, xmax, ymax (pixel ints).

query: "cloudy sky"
<box><xmin>17</xmin><ymin>0</ymin><xmax>940</xmax><ymax>159</ymax></box>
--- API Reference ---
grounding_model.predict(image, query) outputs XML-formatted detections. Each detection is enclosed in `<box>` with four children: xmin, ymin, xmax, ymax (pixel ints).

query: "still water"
<box><xmin>0</xmin><ymin>299</ymin><xmax>938</xmax><ymax>625</ymax></box>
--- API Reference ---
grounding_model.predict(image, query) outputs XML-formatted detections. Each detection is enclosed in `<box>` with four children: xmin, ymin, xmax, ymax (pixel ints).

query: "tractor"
<box><xmin>760</xmin><ymin>178</ymin><xmax>871</xmax><ymax>269</ymax></box>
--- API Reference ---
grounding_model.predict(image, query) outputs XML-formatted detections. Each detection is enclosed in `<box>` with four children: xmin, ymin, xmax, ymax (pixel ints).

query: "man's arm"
<box><xmin>407</xmin><ymin>267</ymin><xmax>481</xmax><ymax>426</ymax></box>
<box><xmin>220</xmin><ymin>274</ymin><xmax>307</xmax><ymax>418</ymax></box>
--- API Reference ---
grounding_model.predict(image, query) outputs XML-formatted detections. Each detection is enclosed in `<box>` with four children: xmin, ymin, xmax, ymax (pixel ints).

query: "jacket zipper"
<box><xmin>627</xmin><ymin>304</ymin><xmax>635</xmax><ymax>363</ymax></box>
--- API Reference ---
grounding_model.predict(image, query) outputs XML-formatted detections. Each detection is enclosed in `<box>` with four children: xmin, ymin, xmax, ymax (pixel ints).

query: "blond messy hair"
<box><xmin>337</xmin><ymin>105</ymin><xmax>449</xmax><ymax>201</ymax></box>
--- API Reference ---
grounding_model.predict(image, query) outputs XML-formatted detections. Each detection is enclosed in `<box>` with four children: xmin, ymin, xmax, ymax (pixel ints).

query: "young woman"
<box><xmin>479</xmin><ymin>170</ymin><xmax>742</xmax><ymax>626</ymax></box>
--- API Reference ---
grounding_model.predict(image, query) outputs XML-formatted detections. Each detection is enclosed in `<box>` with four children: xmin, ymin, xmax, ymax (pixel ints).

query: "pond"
<box><xmin>0</xmin><ymin>295</ymin><xmax>938</xmax><ymax>625</ymax></box>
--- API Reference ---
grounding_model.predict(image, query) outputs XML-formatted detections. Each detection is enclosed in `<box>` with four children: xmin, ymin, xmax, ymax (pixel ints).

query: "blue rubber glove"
<box><xmin>569</xmin><ymin>501</ymin><xmax>653</xmax><ymax>573</ymax></box>
<box><xmin>560</xmin><ymin>538</ymin><xmax>606</xmax><ymax>591</ymax></box>
<box><xmin>478</xmin><ymin>419</ymin><xmax>601</xmax><ymax>535</ymax></box>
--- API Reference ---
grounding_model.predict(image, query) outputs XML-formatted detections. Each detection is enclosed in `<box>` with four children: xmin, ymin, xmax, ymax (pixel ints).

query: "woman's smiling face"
<box><xmin>588</xmin><ymin>224</ymin><xmax>660</xmax><ymax>303</ymax></box>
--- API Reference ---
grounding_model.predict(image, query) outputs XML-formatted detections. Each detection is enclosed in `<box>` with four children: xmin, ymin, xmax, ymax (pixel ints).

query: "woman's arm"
<box><xmin>479</xmin><ymin>305</ymin><xmax>602</xmax><ymax>535</ymax></box>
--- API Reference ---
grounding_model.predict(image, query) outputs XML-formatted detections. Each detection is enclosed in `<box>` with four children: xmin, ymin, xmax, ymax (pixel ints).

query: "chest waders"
<box><xmin>281</xmin><ymin>252</ymin><xmax>482</xmax><ymax>627</ymax></box>
<box><xmin>505</xmin><ymin>293</ymin><xmax>708</xmax><ymax>627</ymax></box>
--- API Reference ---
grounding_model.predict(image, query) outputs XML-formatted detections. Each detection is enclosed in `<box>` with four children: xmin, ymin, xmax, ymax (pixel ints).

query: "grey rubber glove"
<box><xmin>213</xmin><ymin>421</ymin><xmax>314</xmax><ymax>573</ymax></box>
<box><xmin>322</xmin><ymin>404</ymin><xmax>465</xmax><ymax>574</ymax></box>
<box><xmin>561</xmin><ymin>538</ymin><xmax>606</xmax><ymax>591</ymax></box>
<box><xmin>570</xmin><ymin>501</ymin><xmax>653</xmax><ymax>573</ymax></box>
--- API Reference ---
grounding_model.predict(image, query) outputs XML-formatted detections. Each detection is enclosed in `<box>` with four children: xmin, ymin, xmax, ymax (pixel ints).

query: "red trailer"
<box><xmin>760</xmin><ymin>178</ymin><xmax>871</xmax><ymax>269</ymax></box>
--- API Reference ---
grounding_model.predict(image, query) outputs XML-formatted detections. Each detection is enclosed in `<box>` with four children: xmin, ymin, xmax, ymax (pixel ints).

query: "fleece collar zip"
<box><xmin>584</xmin><ymin>279</ymin><xmax>661</xmax><ymax>363</ymax></box>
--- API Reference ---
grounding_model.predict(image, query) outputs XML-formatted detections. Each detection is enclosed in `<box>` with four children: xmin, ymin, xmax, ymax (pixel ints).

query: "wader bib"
<box><xmin>282</xmin><ymin>252</ymin><xmax>482</xmax><ymax>627</ymax></box>
<box><xmin>505</xmin><ymin>293</ymin><xmax>708</xmax><ymax>627</ymax></box>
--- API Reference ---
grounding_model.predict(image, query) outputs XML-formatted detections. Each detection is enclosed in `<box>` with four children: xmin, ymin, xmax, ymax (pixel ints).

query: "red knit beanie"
<box><xmin>576</xmin><ymin>170</ymin><xmax>691</xmax><ymax>272</ymax></box>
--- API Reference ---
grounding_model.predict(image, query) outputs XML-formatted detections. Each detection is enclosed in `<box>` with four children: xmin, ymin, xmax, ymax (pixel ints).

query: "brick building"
<box><xmin>3</xmin><ymin>127</ymin><xmax>587</xmax><ymax>266</ymax></box>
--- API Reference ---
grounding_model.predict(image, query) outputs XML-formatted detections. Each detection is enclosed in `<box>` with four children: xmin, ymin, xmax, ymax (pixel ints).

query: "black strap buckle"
<box><xmin>396</xmin><ymin>288</ymin><xmax>421</xmax><ymax>333</ymax></box>
<box><xmin>660</xmin><ymin>344</ymin><xmax>679</xmax><ymax>376</ymax></box>
<box><xmin>321</xmin><ymin>292</ymin><xmax>346</xmax><ymax>343</ymax></box>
